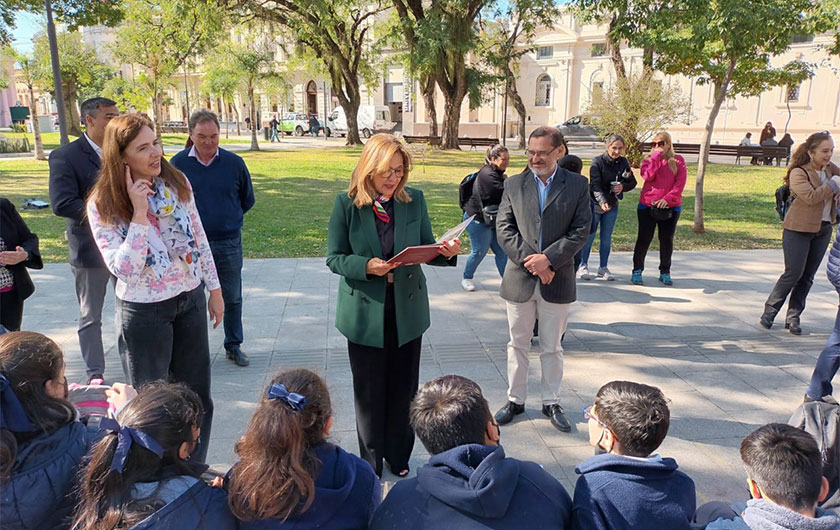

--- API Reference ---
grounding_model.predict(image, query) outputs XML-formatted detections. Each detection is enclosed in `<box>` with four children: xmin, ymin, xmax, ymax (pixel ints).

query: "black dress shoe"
<box><xmin>759</xmin><ymin>314</ymin><xmax>774</xmax><ymax>329</ymax></box>
<box><xmin>494</xmin><ymin>401</ymin><xmax>525</xmax><ymax>425</ymax></box>
<box><xmin>226</xmin><ymin>346</ymin><xmax>250</xmax><ymax>367</ymax></box>
<box><xmin>785</xmin><ymin>319</ymin><xmax>802</xmax><ymax>335</ymax></box>
<box><xmin>542</xmin><ymin>404</ymin><xmax>572</xmax><ymax>432</ymax></box>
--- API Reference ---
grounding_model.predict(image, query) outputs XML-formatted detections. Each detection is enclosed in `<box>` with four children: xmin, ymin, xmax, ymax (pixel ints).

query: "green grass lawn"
<box><xmin>1</xmin><ymin>131</ymin><xmax>250</xmax><ymax>151</ymax></box>
<box><xmin>0</xmin><ymin>147</ymin><xmax>787</xmax><ymax>263</ymax></box>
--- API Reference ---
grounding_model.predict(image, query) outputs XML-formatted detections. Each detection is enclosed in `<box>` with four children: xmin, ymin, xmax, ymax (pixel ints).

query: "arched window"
<box><xmin>535</xmin><ymin>74</ymin><xmax>551</xmax><ymax>107</ymax></box>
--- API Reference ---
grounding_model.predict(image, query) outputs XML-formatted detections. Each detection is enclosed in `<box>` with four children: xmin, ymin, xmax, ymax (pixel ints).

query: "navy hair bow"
<box><xmin>266</xmin><ymin>383</ymin><xmax>306</xmax><ymax>411</ymax></box>
<box><xmin>100</xmin><ymin>417</ymin><xmax>165</xmax><ymax>473</ymax></box>
<box><xmin>0</xmin><ymin>373</ymin><xmax>36</xmax><ymax>432</ymax></box>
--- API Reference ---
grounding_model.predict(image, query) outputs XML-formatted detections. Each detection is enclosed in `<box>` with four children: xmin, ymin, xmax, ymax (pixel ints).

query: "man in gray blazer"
<box><xmin>494</xmin><ymin>126</ymin><xmax>591</xmax><ymax>432</ymax></box>
<box><xmin>49</xmin><ymin>97</ymin><xmax>119</xmax><ymax>383</ymax></box>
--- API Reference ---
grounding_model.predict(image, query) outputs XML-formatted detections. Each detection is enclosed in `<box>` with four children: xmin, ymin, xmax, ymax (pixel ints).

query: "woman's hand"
<box><xmin>652</xmin><ymin>199</ymin><xmax>669</xmax><ymax>209</ymax></box>
<box><xmin>600</xmin><ymin>202</ymin><xmax>611</xmax><ymax>212</ymax></box>
<box><xmin>125</xmin><ymin>166</ymin><xmax>152</xmax><ymax>224</ymax></box>
<box><xmin>366</xmin><ymin>257</ymin><xmax>395</xmax><ymax>276</ymax></box>
<box><xmin>0</xmin><ymin>246</ymin><xmax>28</xmax><ymax>266</ymax></box>
<box><xmin>208</xmin><ymin>288</ymin><xmax>224</xmax><ymax>329</ymax></box>
<box><xmin>106</xmin><ymin>383</ymin><xmax>137</xmax><ymax>412</ymax></box>
<box><xmin>610</xmin><ymin>182</ymin><xmax>624</xmax><ymax>194</ymax></box>
<box><xmin>439</xmin><ymin>238</ymin><xmax>461</xmax><ymax>258</ymax></box>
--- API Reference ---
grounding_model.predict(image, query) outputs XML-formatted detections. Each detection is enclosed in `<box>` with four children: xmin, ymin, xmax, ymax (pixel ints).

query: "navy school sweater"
<box><xmin>371</xmin><ymin>443</ymin><xmax>572</xmax><ymax>530</ymax></box>
<box><xmin>170</xmin><ymin>148</ymin><xmax>256</xmax><ymax>241</ymax></box>
<box><xmin>572</xmin><ymin>453</ymin><xmax>696</xmax><ymax>530</ymax></box>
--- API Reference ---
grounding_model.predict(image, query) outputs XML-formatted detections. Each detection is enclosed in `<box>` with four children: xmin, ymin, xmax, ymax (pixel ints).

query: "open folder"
<box><xmin>386</xmin><ymin>215</ymin><xmax>475</xmax><ymax>266</ymax></box>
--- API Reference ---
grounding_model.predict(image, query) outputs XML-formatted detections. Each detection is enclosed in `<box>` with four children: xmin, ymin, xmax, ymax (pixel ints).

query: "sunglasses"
<box><xmin>652</xmin><ymin>141</ymin><xmax>667</xmax><ymax>148</ymax></box>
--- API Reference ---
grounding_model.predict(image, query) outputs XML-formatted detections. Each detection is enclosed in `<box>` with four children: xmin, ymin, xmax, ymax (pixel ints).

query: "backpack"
<box><xmin>458</xmin><ymin>172</ymin><xmax>478</xmax><ymax>211</ymax></box>
<box><xmin>775</xmin><ymin>184</ymin><xmax>793</xmax><ymax>221</ymax></box>
<box><xmin>789</xmin><ymin>400</ymin><xmax>840</xmax><ymax>508</ymax></box>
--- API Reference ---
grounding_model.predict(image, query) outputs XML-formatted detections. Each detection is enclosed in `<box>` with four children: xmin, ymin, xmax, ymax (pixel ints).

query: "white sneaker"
<box><xmin>579</xmin><ymin>265</ymin><xmax>593</xmax><ymax>280</ymax></box>
<box><xmin>461</xmin><ymin>278</ymin><xmax>476</xmax><ymax>291</ymax></box>
<box><xmin>597</xmin><ymin>267</ymin><xmax>615</xmax><ymax>281</ymax></box>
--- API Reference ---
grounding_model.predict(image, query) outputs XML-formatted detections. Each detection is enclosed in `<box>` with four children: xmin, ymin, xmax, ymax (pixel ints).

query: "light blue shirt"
<box><xmin>533</xmin><ymin>165</ymin><xmax>557</xmax><ymax>251</ymax></box>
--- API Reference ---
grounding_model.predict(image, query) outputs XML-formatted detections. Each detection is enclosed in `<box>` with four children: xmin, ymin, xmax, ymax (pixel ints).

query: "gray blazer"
<box><xmin>497</xmin><ymin>166</ymin><xmax>591</xmax><ymax>304</ymax></box>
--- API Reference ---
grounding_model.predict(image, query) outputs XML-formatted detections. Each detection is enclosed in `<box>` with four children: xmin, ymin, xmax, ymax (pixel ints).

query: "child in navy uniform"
<box><xmin>72</xmin><ymin>382</ymin><xmax>236</xmax><ymax>530</ymax></box>
<box><xmin>1</xmin><ymin>331</ymin><xmax>101</xmax><ymax>530</ymax></box>
<box><xmin>573</xmin><ymin>380</ymin><xmax>695</xmax><ymax>530</ymax></box>
<box><xmin>225</xmin><ymin>369</ymin><xmax>380</xmax><ymax>529</ymax></box>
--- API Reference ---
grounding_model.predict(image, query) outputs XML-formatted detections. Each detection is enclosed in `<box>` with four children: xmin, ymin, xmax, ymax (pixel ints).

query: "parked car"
<box><xmin>162</xmin><ymin>120</ymin><xmax>186</xmax><ymax>127</ymax></box>
<box><xmin>326</xmin><ymin>105</ymin><xmax>395</xmax><ymax>138</ymax></box>
<box><xmin>278</xmin><ymin>113</ymin><xmax>326</xmax><ymax>136</ymax></box>
<box><xmin>556</xmin><ymin>116</ymin><xmax>601</xmax><ymax>141</ymax></box>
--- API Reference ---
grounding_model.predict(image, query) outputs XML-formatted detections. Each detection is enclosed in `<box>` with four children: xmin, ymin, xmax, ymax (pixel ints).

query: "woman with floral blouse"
<box><xmin>87</xmin><ymin>113</ymin><xmax>222</xmax><ymax>463</ymax></box>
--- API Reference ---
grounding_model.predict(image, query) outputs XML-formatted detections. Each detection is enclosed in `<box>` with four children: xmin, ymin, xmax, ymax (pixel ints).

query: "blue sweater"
<box><xmin>1</xmin><ymin>421</ymin><xmax>98</xmax><ymax>530</ymax></box>
<box><xmin>572</xmin><ymin>453</ymin><xmax>696</xmax><ymax>530</ymax></box>
<box><xmin>706</xmin><ymin>499</ymin><xmax>840</xmax><ymax>530</ymax></box>
<box><xmin>129</xmin><ymin>475</ymin><xmax>238</xmax><ymax>530</ymax></box>
<box><xmin>371</xmin><ymin>444</ymin><xmax>572</xmax><ymax>530</ymax></box>
<box><xmin>238</xmin><ymin>442</ymin><xmax>380</xmax><ymax>529</ymax></box>
<box><xmin>170</xmin><ymin>148</ymin><xmax>255</xmax><ymax>241</ymax></box>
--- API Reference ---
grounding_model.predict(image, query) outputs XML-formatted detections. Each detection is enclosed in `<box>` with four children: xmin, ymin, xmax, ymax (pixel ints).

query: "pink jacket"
<box><xmin>638</xmin><ymin>151</ymin><xmax>687</xmax><ymax>207</ymax></box>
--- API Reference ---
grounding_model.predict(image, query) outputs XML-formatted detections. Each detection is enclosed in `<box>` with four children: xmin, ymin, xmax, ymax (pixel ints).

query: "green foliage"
<box><xmin>33</xmin><ymin>31</ymin><xmax>114</xmax><ymax>100</ymax></box>
<box><xmin>103</xmin><ymin>76</ymin><xmax>152</xmax><ymax>113</ymax></box>
<box><xmin>112</xmin><ymin>0</ymin><xmax>223</xmax><ymax>126</ymax></box>
<box><xmin>0</xmin><ymin>135</ymin><xmax>30</xmax><ymax>152</ymax></box>
<box><xmin>1</xmin><ymin>0</ymin><xmax>123</xmax><ymax>44</ymax></box>
<box><xmin>584</xmin><ymin>75</ymin><xmax>692</xmax><ymax>166</ymax></box>
<box><xmin>10</xmin><ymin>123</ymin><xmax>25</xmax><ymax>133</ymax></box>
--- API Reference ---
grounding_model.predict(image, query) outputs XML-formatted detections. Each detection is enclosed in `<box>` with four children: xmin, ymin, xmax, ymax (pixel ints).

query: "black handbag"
<box><xmin>649</xmin><ymin>206</ymin><xmax>673</xmax><ymax>221</ymax></box>
<box><xmin>481</xmin><ymin>204</ymin><xmax>499</xmax><ymax>226</ymax></box>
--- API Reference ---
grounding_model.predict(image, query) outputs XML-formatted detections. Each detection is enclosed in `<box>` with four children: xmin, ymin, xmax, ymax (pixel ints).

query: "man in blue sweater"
<box><xmin>574</xmin><ymin>380</ymin><xmax>696</xmax><ymax>530</ymax></box>
<box><xmin>171</xmin><ymin>110</ymin><xmax>255</xmax><ymax>367</ymax></box>
<box><xmin>370</xmin><ymin>374</ymin><xmax>572</xmax><ymax>530</ymax></box>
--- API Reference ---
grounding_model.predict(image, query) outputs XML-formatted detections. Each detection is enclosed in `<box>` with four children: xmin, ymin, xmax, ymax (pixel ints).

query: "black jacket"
<box><xmin>465</xmin><ymin>163</ymin><xmax>506</xmax><ymax>219</ymax></box>
<box><xmin>0</xmin><ymin>198</ymin><xmax>42</xmax><ymax>302</ymax></box>
<box><xmin>589</xmin><ymin>153</ymin><xmax>637</xmax><ymax>208</ymax></box>
<box><xmin>48</xmin><ymin>136</ymin><xmax>106</xmax><ymax>268</ymax></box>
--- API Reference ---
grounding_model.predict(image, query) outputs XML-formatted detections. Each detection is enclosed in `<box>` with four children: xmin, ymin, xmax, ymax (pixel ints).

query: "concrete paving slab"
<box><xmin>18</xmin><ymin>248</ymin><xmax>839</xmax><ymax>504</ymax></box>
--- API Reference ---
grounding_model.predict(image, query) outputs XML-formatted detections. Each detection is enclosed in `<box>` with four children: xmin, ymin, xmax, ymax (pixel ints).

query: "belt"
<box><xmin>386</xmin><ymin>272</ymin><xmax>394</xmax><ymax>284</ymax></box>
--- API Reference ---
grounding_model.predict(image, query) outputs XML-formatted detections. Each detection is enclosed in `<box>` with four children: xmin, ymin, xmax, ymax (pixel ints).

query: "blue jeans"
<box><xmin>580</xmin><ymin>202</ymin><xmax>619</xmax><ymax>269</ymax></box>
<box><xmin>209</xmin><ymin>235</ymin><xmax>244</xmax><ymax>349</ymax></box>
<box><xmin>270</xmin><ymin>128</ymin><xmax>279</xmax><ymax>142</ymax></box>
<box><xmin>462</xmin><ymin>213</ymin><xmax>506</xmax><ymax>279</ymax></box>
<box><xmin>807</xmin><ymin>300</ymin><xmax>840</xmax><ymax>399</ymax></box>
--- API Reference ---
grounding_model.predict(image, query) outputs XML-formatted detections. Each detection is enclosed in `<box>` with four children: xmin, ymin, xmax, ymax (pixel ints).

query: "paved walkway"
<box><xmin>21</xmin><ymin>249</ymin><xmax>838</xmax><ymax>504</ymax></box>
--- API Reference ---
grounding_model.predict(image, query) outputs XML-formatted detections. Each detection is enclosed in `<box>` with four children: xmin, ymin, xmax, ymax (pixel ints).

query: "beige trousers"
<box><xmin>504</xmin><ymin>287</ymin><xmax>570</xmax><ymax>405</ymax></box>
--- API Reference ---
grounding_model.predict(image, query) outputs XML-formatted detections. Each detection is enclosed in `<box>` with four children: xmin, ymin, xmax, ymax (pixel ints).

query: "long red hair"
<box><xmin>88</xmin><ymin>114</ymin><xmax>190</xmax><ymax>225</ymax></box>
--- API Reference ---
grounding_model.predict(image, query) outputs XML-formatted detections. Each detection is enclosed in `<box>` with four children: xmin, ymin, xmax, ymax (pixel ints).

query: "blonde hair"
<box><xmin>652</xmin><ymin>131</ymin><xmax>676</xmax><ymax>160</ymax></box>
<box><xmin>348</xmin><ymin>134</ymin><xmax>412</xmax><ymax>208</ymax></box>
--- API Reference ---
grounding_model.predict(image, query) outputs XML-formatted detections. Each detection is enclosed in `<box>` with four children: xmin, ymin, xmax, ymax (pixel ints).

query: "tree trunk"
<box><xmin>606</xmin><ymin>20</ymin><xmax>627</xmax><ymax>80</ymax></box>
<box><xmin>421</xmin><ymin>75</ymin><xmax>438</xmax><ymax>137</ymax></box>
<box><xmin>507</xmin><ymin>77</ymin><xmax>527</xmax><ymax>149</ymax></box>
<box><xmin>28</xmin><ymin>86</ymin><xmax>46</xmax><ymax>161</ymax></box>
<box><xmin>62</xmin><ymin>80</ymin><xmax>82</xmax><ymax>137</ymax></box>
<box><xmin>248</xmin><ymin>87</ymin><xmax>259</xmax><ymax>151</ymax></box>
<box><xmin>233</xmin><ymin>97</ymin><xmax>241</xmax><ymax>136</ymax></box>
<box><xmin>694</xmin><ymin>59</ymin><xmax>737</xmax><ymax>234</ymax></box>
<box><xmin>341</xmin><ymin>96</ymin><xmax>362</xmax><ymax>146</ymax></box>
<box><xmin>221</xmin><ymin>93</ymin><xmax>229</xmax><ymax>139</ymax></box>
<box><xmin>440</xmin><ymin>91</ymin><xmax>466</xmax><ymax>150</ymax></box>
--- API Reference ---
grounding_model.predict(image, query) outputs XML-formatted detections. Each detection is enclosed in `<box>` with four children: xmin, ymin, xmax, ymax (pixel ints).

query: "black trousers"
<box><xmin>115</xmin><ymin>285</ymin><xmax>213</xmax><ymax>463</ymax></box>
<box><xmin>633</xmin><ymin>207</ymin><xmax>681</xmax><ymax>274</ymax></box>
<box><xmin>764</xmin><ymin>223</ymin><xmax>833</xmax><ymax>322</ymax></box>
<box><xmin>347</xmin><ymin>286</ymin><xmax>422</xmax><ymax>477</ymax></box>
<box><xmin>0</xmin><ymin>290</ymin><xmax>23</xmax><ymax>331</ymax></box>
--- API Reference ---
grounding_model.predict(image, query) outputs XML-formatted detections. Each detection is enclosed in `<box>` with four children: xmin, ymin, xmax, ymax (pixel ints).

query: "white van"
<box><xmin>326</xmin><ymin>105</ymin><xmax>395</xmax><ymax>138</ymax></box>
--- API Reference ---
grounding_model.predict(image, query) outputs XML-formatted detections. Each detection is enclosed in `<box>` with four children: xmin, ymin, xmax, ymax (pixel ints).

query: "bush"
<box><xmin>10</xmin><ymin>124</ymin><xmax>26</xmax><ymax>133</ymax></box>
<box><xmin>0</xmin><ymin>136</ymin><xmax>32</xmax><ymax>153</ymax></box>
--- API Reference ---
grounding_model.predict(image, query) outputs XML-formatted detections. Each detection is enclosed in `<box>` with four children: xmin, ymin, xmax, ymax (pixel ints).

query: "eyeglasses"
<box><xmin>651</xmin><ymin>141</ymin><xmax>667</xmax><ymax>148</ymax></box>
<box><xmin>379</xmin><ymin>168</ymin><xmax>405</xmax><ymax>180</ymax></box>
<box><xmin>526</xmin><ymin>146</ymin><xmax>558</xmax><ymax>159</ymax></box>
<box><xmin>582</xmin><ymin>405</ymin><xmax>609</xmax><ymax>429</ymax></box>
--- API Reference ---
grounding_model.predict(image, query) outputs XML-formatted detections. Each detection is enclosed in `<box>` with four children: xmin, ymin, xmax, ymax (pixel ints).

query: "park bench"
<box><xmin>402</xmin><ymin>135</ymin><xmax>500</xmax><ymax>150</ymax></box>
<box><xmin>160</xmin><ymin>126</ymin><xmax>189</xmax><ymax>134</ymax></box>
<box><xmin>640</xmin><ymin>142</ymin><xmax>789</xmax><ymax>166</ymax></box>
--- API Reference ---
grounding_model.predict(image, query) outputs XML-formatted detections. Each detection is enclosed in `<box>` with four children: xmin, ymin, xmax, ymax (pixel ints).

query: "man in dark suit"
<box><xmin>494</xmin><ymin>126</ymin><xmax>591</xmax><ymax>432</ymax></box>
<box><xmin>49</xmin><ymin>97</ymin><xmax>119</xmax><ymax>383</ymax></box>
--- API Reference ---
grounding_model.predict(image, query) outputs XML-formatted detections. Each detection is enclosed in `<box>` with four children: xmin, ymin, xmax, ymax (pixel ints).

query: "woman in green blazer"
<box><xmin>327</xmin><ymin>134</ymin><xmax>459</xmax><ymax>477</ymax></box>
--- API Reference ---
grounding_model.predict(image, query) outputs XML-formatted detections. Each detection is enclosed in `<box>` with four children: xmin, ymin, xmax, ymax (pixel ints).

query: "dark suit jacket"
<box><xmin>497</xmin><ymin>166</ymin><xmax>591</xmax><ymax>304</ymax></box>
<box><xmin>326</xmin><ymin>187</ymin><xmax>455</xmax><ymax>348</ymax></box>
<box><xmin>48</xmin><ymin>136</ymin><xmax>105</xmax><ymax>268</ymax></box>
<box><xmin>0</xmin><ymin>198</ymin><xmax>43</xmax><ymax>302</ymax></box>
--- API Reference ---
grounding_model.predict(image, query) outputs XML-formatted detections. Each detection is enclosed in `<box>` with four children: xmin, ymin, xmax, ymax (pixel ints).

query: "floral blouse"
<box><xmin>87</xmin><ymin>181</ymin><xmax>221</xmax><ymax>303</ymax></box>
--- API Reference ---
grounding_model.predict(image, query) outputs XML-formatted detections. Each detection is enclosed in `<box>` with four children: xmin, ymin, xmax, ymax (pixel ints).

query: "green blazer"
<box><xmin>326</xmin><ymin>187</ymin><xmax>455</xmax><ymax>348</ymax></box>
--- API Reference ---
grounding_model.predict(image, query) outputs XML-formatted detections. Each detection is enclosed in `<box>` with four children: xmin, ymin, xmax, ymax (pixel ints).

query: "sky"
<box><xmin>10</xmin><ymin>11</ymin><xmax>46</xmax><ymax>54</ymax></box>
